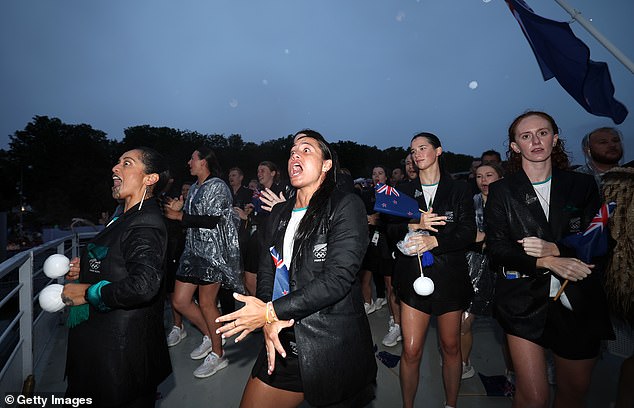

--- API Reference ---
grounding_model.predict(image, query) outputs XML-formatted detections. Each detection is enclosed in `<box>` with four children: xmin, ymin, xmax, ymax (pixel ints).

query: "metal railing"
<box><xmin>0</xmin><ymin>232</ymin><xmax>97</xmax><ymax>394</ymax></box>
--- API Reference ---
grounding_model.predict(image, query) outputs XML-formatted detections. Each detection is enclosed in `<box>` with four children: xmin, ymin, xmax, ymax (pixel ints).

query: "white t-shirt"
<box><xmin>282</xmin><ymin>208</ymin><xmax>307</xmax><ymax>270</ymax></box>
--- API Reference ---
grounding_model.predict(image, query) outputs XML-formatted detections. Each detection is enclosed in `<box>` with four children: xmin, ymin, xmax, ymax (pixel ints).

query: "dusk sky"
<box><xmin>1</xmin><ymin>0</ymin><xmax>632</xmax><ymax>167</ymax></box>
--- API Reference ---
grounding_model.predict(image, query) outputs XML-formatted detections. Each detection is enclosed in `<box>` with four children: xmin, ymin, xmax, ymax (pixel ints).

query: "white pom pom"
<box><xmin>39</xmin><ymin>284</ymin><xmax>65</xmax><ymax>312</ymax></box>
<box><xmin>43</xmin><ymin>254</ymin><xmax>70</xmax><ymax>278</ymax></box>
<box><xmin>413</xmin><ymin>276</ymin><xmax>435</xmax><ymax>296</ymax></box>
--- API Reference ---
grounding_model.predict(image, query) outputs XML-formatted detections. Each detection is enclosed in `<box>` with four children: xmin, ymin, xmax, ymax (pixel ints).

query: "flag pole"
<box><xmin>554</xmin><ymin>0</ymin><xmax>634</xmax><ymax>74</ymax></box>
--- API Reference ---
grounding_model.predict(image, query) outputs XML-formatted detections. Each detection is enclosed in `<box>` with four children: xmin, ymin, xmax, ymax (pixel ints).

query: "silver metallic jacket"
<box><xmin>177</xmin><ymin>177</ymin><xmax>244</xmax><ymax>293</ymax></box>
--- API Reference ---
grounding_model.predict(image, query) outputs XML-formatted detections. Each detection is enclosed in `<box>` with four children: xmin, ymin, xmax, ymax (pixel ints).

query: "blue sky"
<box><xmin>1</xmin><ymin>0</ymin><xmax>632</xmax><ymax>166</ymax></box>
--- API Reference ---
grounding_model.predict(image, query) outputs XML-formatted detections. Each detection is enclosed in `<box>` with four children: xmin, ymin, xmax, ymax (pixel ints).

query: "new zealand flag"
<box><xmin>270</xmin><ymin>246</ymin><xmax>290</xmax><ymax>300</ymax></box>
<box><xmin>373</xmin><ymin>183</ymin><xmax>420</xmax><ymax>219</ymax></box>
<box><xmin>561</xmin><ymin>202</ymin><xmax>616</xmax><ymax>262</ymax></box>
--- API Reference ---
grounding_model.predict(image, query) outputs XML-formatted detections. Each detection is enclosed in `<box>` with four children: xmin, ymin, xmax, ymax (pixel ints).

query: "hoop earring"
<box><xmin>139</xmin><ymin>186</ymin><xmax>148</xmax><ymax>210</ymax></box>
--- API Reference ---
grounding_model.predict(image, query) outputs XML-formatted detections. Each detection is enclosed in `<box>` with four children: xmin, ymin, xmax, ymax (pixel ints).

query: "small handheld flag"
<box><xmin>270</xmin><ymin>246</ymin><xmax>290</xmax><ymax>301</ymax></box>
<box><xmin>373</xmin><ymin>183</ymin><xmax>420</xmax><ymax>219</ymax></box>
<box><xmin>554</xmin><ymin>201</ymin><xmax>616</xmax><ymax>302</ymax></box>
<box><xmin>561</xmin><ymin>202</ymin><xmax>616</xmax><ymax>262</ymax></box>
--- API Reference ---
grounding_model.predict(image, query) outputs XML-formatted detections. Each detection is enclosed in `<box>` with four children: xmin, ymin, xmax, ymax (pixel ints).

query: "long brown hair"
<box><xmin>505</xmin><ymin>111</ymin><xmax>570</xmax><ymax>173</ymax></box>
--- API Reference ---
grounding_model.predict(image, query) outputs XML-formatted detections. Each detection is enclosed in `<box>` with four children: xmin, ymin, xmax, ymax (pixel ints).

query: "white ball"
<box><xmin>39</xmin><ymin>284</ymin><xmax>65</xmax><ymax>313</ymax></box>
<box><xmin>43</xmin><ymin>254</ymin><xmax>70</xmax><ymax>278</ymax></box>
<box><xmin>413</xmin><ymin>276</ymin><xmax>435</xmax><ymax>296</ymax></box>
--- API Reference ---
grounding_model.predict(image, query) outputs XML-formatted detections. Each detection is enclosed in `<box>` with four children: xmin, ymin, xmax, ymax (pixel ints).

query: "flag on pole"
<box><xmin>269</xmin><ymin>246</ymin><xmax>290</xmax><ymax>300</ymax></box>
<box><xmin>505</xmin><ymin>0</ymin><xmax>628</xmax><ymax>124</ymax></box>
<box><xmin>373</xmin><ymin>183</ymin><xmax>420</xmax><ymax>219</ymax></box>
<box><xmin>561</xmin><ymin>202</ymin><xmax>616</xmax><ymax>262</ymax></box>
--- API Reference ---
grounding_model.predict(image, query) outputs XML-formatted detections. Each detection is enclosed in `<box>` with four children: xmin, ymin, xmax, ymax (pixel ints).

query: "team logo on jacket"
<box><xmin>569</xmin><ymin>217</ymin><xmax>581</xmax><ymax>233</ymax></box>
<box><xmin>89</xmin><ymin>259</ymin><xmax>101</xmax><ymax>274</ymax></box>
<box><xmin>313</xmin><ymin>243</ymin><xmax>327</xmax><ymax>262</ymax></box>
<box><xmin>444</xmin><ymin>211</ymin><xmax>454</xmax><ymax>222</ymax></box>
<box><xmin>414</xmin><ymin>189</ymin><xmax>422</xmax><ymax>198</ymax></box>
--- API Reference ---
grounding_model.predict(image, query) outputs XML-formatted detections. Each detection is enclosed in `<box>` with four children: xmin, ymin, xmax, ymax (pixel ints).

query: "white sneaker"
<box><xmin>461</xmin><ymin>362</ymin><xmax>475</xmax><ymax>379</ymax></box>
<box><xmin>190</xmin><ymin>335</ymin><xmax>213</xmax><ymax>360</ymax></box>
<box><xmin>364</xmin><ymin>301</ymin><xmax>376</xmax><ymax>315</ymax></box>
<box><xmin>382</xmin><ymin>323</ymin><xmax>402</xmax><ymax>347</ymax></box>
<box><xmin>166</xmin><ymin>325</ymin><xmax>187</xmax><ymax>347</ymax></box>
<box><xmin>193</xmin><ymin>352</ymin><xmax>228</xmax><ymax>378</ymax></box>
<box><xmin>375</xmin><ymin>297</ymin><xmax>387</xmax><ymax>310</ymax></box>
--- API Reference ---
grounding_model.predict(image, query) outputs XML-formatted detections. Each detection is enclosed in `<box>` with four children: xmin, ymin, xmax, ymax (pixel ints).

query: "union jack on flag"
<box><xmin>376</xmin><ymin>184</ymin><xmax>399</xmax><ymax>197</ymax></box>
<box><xmin>373</xmin><ymin>183</ymin><xmax>420</xmax><ymax>220</ymax></box>
<box><xmin>269</xmin><ymin>246</ymin><xmax>290</xmax><ymax>300</ymax></box>
<box><xmin>583</xmin><ymin>202</ymin><xmax>615</xmax><ymax>236</ymax></box>
<box><xmin>561</xmin><ymin>202</ymin><xmax>616</xmax><ymax>263</ymax></box>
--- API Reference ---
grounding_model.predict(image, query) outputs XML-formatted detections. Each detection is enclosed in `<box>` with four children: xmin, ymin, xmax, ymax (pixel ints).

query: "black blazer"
<box><xmin>485</xmin><ymin>168</ymin><xmax>613</xmax><ymax>340</ymax></box>
<box><xmin>256</xmin><ymin>190</ymin><xmax>376</xmax><ymax>407</ymax></box>
<box><xmin>66</xmin><ymin>199</ymin><xmax>171</xmax><ymax>405</ymax></box>
<box><xmin>388</xmin><ymin>172</ymin><xmax>476</xmax><ymax>308</ymax></box>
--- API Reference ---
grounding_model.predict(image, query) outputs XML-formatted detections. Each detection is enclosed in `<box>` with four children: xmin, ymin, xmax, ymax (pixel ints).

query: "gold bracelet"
<box><xmin>265</xmin><ymin>301</ymin><xmax>279</xmax><ymax>324</ymax></box>
<box><xmin>265</xmin><ymin>302</ymin><xmax>272</xmax><ymax>324</ymax></box>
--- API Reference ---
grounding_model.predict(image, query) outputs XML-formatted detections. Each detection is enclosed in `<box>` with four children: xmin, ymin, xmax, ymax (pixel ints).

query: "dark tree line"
<box><xmin>0</xmin><ymin>116</ymin><xmax>475</xmax><ymax>228</ymax></box>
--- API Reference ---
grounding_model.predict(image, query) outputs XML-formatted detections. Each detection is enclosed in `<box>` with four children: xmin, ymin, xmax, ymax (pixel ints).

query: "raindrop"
<box><xmin>468</xmin><ymin>81</ymin><xmax>478</xmax><ymax>90</ymax></box>
<box><xmin>396</xmin><ymin>11</ymin><xmax>406</xmax><ymax>22</ymax></box>
<box><xmin>284</xmin><ymin>49</ymin><xmax>290</xmax><ymax>54</ymax></box>
<box><xmin>262</xmin><ymin>79</ymin><xmax>269</xmax><ymax>86</ymax></box>
<box><xmin>483</xmin><ymin>0</ymin><xmax>492</xmax><ymax>3</ymax></box>
<box><xmin>229</xmin><ymin>98</ymin><xmax>239</xmax><ymax>108</ymax></box>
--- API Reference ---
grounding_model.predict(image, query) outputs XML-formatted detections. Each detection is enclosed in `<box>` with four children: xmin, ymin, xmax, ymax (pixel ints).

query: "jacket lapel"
<box><xmin>510</xmin><ymin>170</ymin><xmax>554</xmax><ymax>241</ymax></box>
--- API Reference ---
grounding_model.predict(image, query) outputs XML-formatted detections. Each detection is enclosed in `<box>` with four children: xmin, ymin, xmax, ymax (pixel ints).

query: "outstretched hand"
<box><xmin>409</xmin><ymin>207</ymin><xmax>447</xmax><ymax>232</ymax></box>
<box><xmin>215</xmin><ymin>293</ymin><xmax>268</xmax><ymax>342</ymax></box>
<box><xmin>260</xmin><ymin>188</ymin><xmax>286</xmax><ymax>212</ymax></box>
<box><xmin>264</xmin><ymin>319</ymin><xmax>295</xmax><ymax>374</ymax></box>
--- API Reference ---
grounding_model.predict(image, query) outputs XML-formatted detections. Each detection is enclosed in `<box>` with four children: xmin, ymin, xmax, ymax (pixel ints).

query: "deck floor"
<box><xmin>35</xmin><ymin>303</ymin><xmax>624</xmax><ymax>407</ymax></box>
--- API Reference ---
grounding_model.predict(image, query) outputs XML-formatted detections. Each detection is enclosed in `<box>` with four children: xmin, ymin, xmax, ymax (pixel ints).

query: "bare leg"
<box><xmin>172</xmin><ymin>280</ymin><xmax>210</xmax><ymax>337</ymax></box>
<box><xmin>507</xmin><ymin>334</ymin><xmax>549</xmax><ymax>408</ymax></box>
<box><xmin>361</xmin><ymin>269</ymin><xmax>373</xmax><ymax>304</ymax></box>
<box><xmin>552</xmin><ymin>354</ymin><xmax>597</xmax><ymax>408</ymax></box>
<box><xmin>460</xmin><ymin>312</ymin><xmax>475</xmax><ymax>365</ymax></box>
<box><xmin>244</xmin><ymin>271</ymin><xmax>257</xmax><ymax>296</ymax></box>
<box><xmin>438</xmin><ymin>311</ymin><xmax>463</xmax><ymax>407</ymax></box>
<box><xmin>385</xmin><ymin>276</ymin><xmax>400</xmax><ymax>324</ymax></box>
<box><xmin>399</xmin><ymin>302</ymin><xmax>431</xmax><ymax>408</ymax></box>
<box><xmin>240</xmin><ymin>376</ymin><xmax>304</xmax><ymax>408</ymax></box>
<box><xmin>198</xmin><ymin>283</ymin><xmax>223</xmax><ymax>356</ymax></box>
<box><xmin>169</xmin><ymin>292</ymin><xmax>183</xmax><ymax>327</ymax></box>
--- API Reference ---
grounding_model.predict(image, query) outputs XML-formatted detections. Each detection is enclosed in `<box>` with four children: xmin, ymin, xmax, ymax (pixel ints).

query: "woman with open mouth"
<box><xmin>217</xmin><ymin>129</ymin><xmax>377</xmax><ymax>408</ymax></box>
<box><xmin>62</xmin><ymin>147</ymin><xmax>172</xmax><ymax>407</ymax></box>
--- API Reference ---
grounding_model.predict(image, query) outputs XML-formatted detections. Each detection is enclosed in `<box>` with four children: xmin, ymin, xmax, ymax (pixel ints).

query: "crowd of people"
<box><xmin>58</xmin><ymin>112</ymin><xmax>631</xmax><ymax>408</ymax></box>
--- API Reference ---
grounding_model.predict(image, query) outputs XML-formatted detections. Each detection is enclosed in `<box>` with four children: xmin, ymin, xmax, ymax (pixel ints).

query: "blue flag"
<box><xmin>374</xmin><ymin>184</ymin><xmax>434</xmax><ymax>267</ymax></box>
<box><xmin>373</xmin><ymin>183</ymin><xmax>420</xmax><ymax>220</ymax></box>
<box><xmin>269</xmin><ymin>246</ymin><xmax>289</xmax><ymax>301</ymax></box>
<box><xmin>561</xmin><ymin>202</ymin><xmax>615</xmax><ymax>262</ymax></box>
<box><xmin>506</xmin><ymin>0</ymin><xmax>628</xmax><ymax>124</ymax></box>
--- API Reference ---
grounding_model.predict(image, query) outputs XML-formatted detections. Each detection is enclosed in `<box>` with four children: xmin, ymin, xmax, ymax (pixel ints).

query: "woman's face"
<box><xmin>510</xmin><ymin>115</ymin><xmax>558</xmax><ymax>164</ymax></box>
<box><xmin>257</xmin><ymin>165</ymin><xmax>276</xmax><ymax>188</ymax></box>
<box><xmin>111</xmin><ymin>149</ymin><xmax>149</xmax><ymax>201</ymax></box>
<box><xmin>475</xmin><ymin>165</ymin><xmax>501</xmax><ymax>197</ymax></box>
<box><xmin>188</xmin><ymin>151</ymin><xmax>207</xmax><ymax>177</ymax></box>
<box><xmin>288</xmin><ymin>136</ymin><xmax>332</xmax><ymax>190</ymax></box>
<box><xmin>410</xmin><ymin>136</ymin><xmax>441</xmax><ymax>172</ymax></box>
<box><xmin>372</xmin><ymin>167</ymin><xmax>388</xmax><ymax>185</ymax></box>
